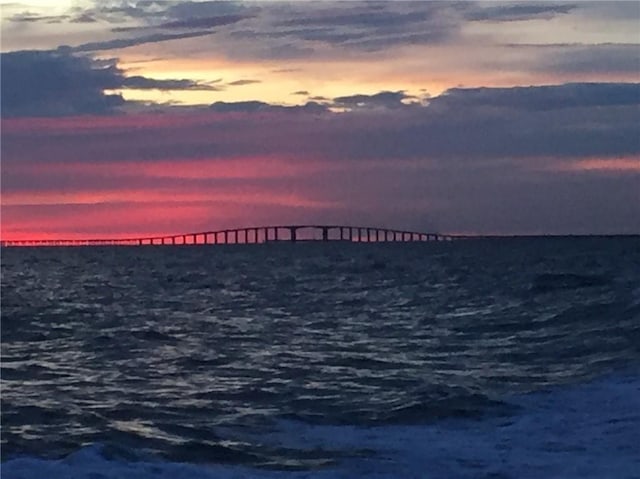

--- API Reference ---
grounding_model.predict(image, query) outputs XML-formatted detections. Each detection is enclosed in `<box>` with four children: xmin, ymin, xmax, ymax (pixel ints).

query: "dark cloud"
<box><xmin>337</xmin><ymin>31</ymin><xmax>456</xmax><ymax>51</ymax></box>
<box><xmin>225</xmin><ymin>1</ymin><xmax>460</xmax><ymax>53</ymax></box>
<box><xmin>159</xmin><ymin>14</ymin><xmax>248</xmax><ymax>30</ymax></box>
<box><xmin>0</xmin><ymin>50</ymin><xmax>218</xmax><ymax>117</ymax></box>
<box><xmin>123</xmin><ymin>76</ymin><xmax>220</xmax><ymax>91</ymax></box>
<box><xmin>277</xmin><ymin>3</ymin><xmax>442</xmax><ymax>29</ymax></box>
<box><xmin>271</xmin><ymin>68</ymin><xmax>302</xmax><ymax>74</ymax></box>
<box><xmin>339</xmin><ymin>83</ymin><xmax>640</xmax><ymax>161</ymax></box>
<box><xmin>466</xmin><ymin>3</ymin><xmax>577</xmax><ymax>22</ymax></box>
<box><xmin>8</xmin><ymin>12</ymin><xmax>69</xmax><ymax>23</ymax></box>
<box><xmin>210</xmin><ymin>100</ymin><xmax>270</xmax><ymax>112</ymax></box>
<box><xmin>6</xmin><ymin>81</ymin><xmax>636</xmax><ymax>161</ymax></box>
<box><xmin>74</xmin><ymin>0</ymin><xmax>250</xmax><ymax>36</ymax></box>
<box><xmin>69</xmin><ymin>30</ymin><xmax>215</xmax><ymax>52</ymax></box>
<box><xmin>430</xmin><ymin>83</ymin><xmax>640</xmax><ymax>111</ymax></box>
<box><xmin>293</xmin><ymin>90</ymin><xmax>309</xmax><ymax>96</ymax></box>
<box><xmin>111</xmin><ymin>12</ymin><xmax>248</xmax><ymax>33</ymax></box>
<box><xmin>78</xmin><ymin>2</ymin><xmax>163</xmax><ymax>23</ymax></box>
<box><xmin>227</xmin><ymin>79</ymin><xmax>261</xmax><ymax>86</ymax></box>
<box><xmin>196</xmin><ymin>84</ymin><xmax>640</xmax><ymax>162</ymax></box>
<box><xmin>1</xmin><ymin>50</ymin><xmax>124</xmax><ymax>117</ymax></box>
<box><xmin>333</xmin><ymin>91</ymin><xmax>412</xmax><ymax>109</ymax></box>
<box><xmin>2</xmin><ymin>2</ymin><xmax>458</xmax><ymax>58</ymax></box>
<box><xmin>147</xmin><ymin>83</ymin><xmax>639</xmax><ymax>164</ymax></box>
<box><xmin>71</xmin><ymin>13</ymin><xmax>98</xmax><ymax>23</ymax></box>
<box><xmin>210</xmin><ymin>100</ymin><xmax>326</xmax><ymax>114</ymax></box>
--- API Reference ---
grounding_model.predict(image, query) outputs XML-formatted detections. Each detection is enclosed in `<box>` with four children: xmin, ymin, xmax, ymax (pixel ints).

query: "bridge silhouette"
<box><xmin>1</xmin><ymin>224</ymin><xmax>466</xmax><ymax>247</ymax></box>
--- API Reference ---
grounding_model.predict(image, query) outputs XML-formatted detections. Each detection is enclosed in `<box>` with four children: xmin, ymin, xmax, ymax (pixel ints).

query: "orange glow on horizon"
<box><xmin>546</xmin><ymin>157</ymin><xmax>640</xmax><ymax>173</ymax></box>
<box><xmin>565</xmin><ymin>157</ymin><xmax>640</xmax><ymax>172</ymax></box>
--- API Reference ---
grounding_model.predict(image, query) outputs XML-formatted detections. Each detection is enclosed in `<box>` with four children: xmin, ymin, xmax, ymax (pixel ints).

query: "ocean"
<box><xmin>1</xmin><ymin>237</ymin><xmax>639</xmax><ymax>478</ymax></box>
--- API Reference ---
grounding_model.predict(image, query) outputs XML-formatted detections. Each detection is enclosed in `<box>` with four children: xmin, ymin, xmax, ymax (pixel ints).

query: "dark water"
<box><xmin>1</xmin><ymin>238</ymin><xmax>639</xmax><ymax>478</ymax></box>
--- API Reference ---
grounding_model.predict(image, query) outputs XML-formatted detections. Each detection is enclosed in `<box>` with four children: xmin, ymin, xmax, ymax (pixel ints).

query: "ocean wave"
<box><xmin>3</xmin><ymin>370</ymin><xmax>639</xmax><ymax>479</ymax></box>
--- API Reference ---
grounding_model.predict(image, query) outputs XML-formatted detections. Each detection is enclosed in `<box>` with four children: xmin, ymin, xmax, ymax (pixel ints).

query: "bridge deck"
<box><xmin>1</xmin><ymin>225</ymin><xmax>464</xmax><ymax>247</ymax></box>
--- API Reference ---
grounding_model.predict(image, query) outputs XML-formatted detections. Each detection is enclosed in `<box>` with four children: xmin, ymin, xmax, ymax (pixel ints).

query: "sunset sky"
<box><xmin>1</xmin><ymin>0</ymin><xmax>639</xmax><ymax>239</ymax></box>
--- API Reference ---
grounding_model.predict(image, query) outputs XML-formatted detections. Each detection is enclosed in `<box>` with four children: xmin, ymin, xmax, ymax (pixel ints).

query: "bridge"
<box><xmin>1</xmin><ymin>225</ymin><xmax>466</xmax><ymax>247</ymax></box>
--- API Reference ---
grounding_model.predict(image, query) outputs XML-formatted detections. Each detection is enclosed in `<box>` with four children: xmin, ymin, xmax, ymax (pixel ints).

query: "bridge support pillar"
<box><xmin>322</xmin><ymin>227</ymin><xmax>329</xmax><ymax>242</ymax></box>
<box><xmin>289</xmin><ymin>227</ymin><xmax>297</xmax><ymax>242</ymax></box>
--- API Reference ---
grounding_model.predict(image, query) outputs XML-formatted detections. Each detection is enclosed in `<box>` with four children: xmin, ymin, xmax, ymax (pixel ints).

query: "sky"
<box><xmin>1</xmin><ymin>0</ymin><xmax>639</xmax><ymax>239</ymax></box>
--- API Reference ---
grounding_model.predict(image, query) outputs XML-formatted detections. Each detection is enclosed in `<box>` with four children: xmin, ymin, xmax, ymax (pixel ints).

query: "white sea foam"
<box><xmin>3</xmin><ymin>370</ymin><xmax>639</xmax><ymax>479</ymax></box>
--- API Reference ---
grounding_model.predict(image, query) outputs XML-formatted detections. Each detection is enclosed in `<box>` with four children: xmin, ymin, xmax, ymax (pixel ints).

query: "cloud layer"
<box><xmin>3</xmin><ymin>81</ymin><xmax>638</xmax><ymax>236</ymax></box>
<box><xmin>1</xmin><ymin>1</ymin><xmax>638</xmax><ymax>237</ymax></box>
